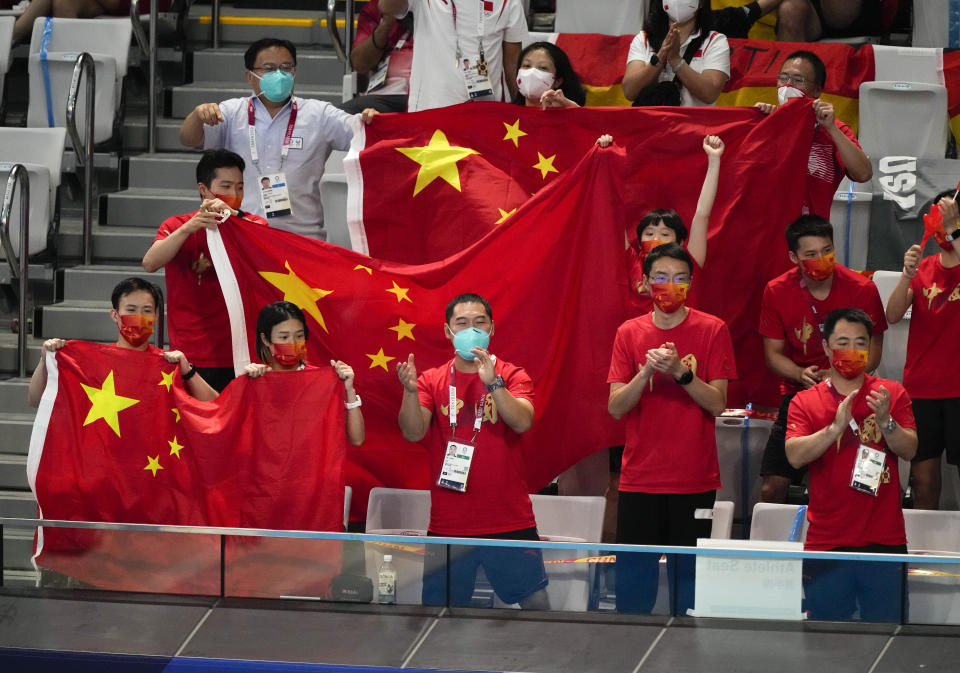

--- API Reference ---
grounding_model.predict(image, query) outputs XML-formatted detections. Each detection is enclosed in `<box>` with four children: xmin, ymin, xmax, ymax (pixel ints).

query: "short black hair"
<box><xmin>255</xmin><ymin>301</ymin><xmax>308</xmax><ymax>363</ymax></box>
<box><xmin>783</xmin><ymin>50</ymin><xmax>827</xmax><ymax>89</ymax></box>
<box><xmin>823</xmin><ymin>307</ymin><xmax>873</xmax><ymax>341</ymax></box>
<box><xmin>642</xmin><ymin>242</ymin><xmax>693</xmax><ymax>277</ymax></box>
<box><xmin>785</xmin><ymin>214</ymin><xmax>833</xmax><ymax>253</ymax></box>
<box><xmin>196</xmin><ymin>149</ymin><xmax>245</xmax><ymax>187</ymax></box>
<box><xmin>636</xmin><ymin>209</ymin><xmax>688</xmax><ymax>246</ymax></box>
<box><xmin>111</xmin><ymin>277</ymin><xmax>163</xmax><ymax>311</ymax></box>
<box><xmin>445</xmin><ymin>293</ymin><xmax>493</xmax><ymax>323</ymax></box>
<box><xmin>244</xmin><ymin>38</ymin><xmax>298</xmax><ymax>70</ymax></box>
<box><xmin>512</xmin><ymin>41</ymin><xmax>586</xmax><ymax>107</ymax></box>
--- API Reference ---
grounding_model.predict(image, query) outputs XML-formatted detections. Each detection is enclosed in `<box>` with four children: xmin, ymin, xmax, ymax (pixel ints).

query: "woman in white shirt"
<box><xmin>622</xmin><ymin>0</ymin><xmax>730</xmax><ymax>107</ymax></box>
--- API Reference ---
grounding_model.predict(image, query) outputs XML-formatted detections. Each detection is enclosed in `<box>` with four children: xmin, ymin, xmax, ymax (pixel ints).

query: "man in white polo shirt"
<box><xmin>179</xmin><ymin>38</ymin><xmax>376</xmax><ymax>240</ymax></box>
<box><xmin>378</xmin><ymin>0</ymin><xmax>527</xmax><ymax>112</ymax></box>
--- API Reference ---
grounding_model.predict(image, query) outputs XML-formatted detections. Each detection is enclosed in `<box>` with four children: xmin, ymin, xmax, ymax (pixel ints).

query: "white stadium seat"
<box><xmin>903</xmin><ymin>509</ymin><xmax>960</xmax><ymax>625</ymax></box>
<box><xmin>858</xmin><ymin>81</ymin><xmax>949</xmax><ymax>160</ymax></box>
<box><xmin>320</xmin><ymin>150</ymin><xmax>350</xmax><ymax>249</ymax></box>
<box><xmin>0</xmin><ymin>16</ymin><xmax>14</xmax><ymax>111</ymax></box>
<box><xmin>0</xmin><ymin>127</ymin><xmax>67</xmax><ymax>258</ymax></box>
<box><xmin>364</xmin><ymin>487</ymin><xmax>430</xmax><ymax>605</ymax></box>
<box><xmin>912</xmin><ymin>0</ymin><xmax>955</xmax><ymax>48</ymax></box>
<box><xmin>831</xmin><ymin>177</ymin><xmax>872</xmax><ymax>271</ymax></box>
<box><xmin>715</xmin><ymin>416</ymin><xmax>773</xmax><ymax>520</ymax></box>
<box><xmin>554</xmin><ymin>0</ymin><xmax>645</xmax><ymax>35</ymax></box>
<box><xmin>26</xmin><ymin>17</ymin><xmax>133</xmax><ymax>145</ymax></box>
<box><xmin>749</xmin><ymin>502</ymin><xmax>808</xmax><ymax>543</ymax></box>
<box><xmin>872</xmin><ymin>269</ymin><xmax>909</xmax><ymax>384</ymax></box>
<box><xmin>710</xmin><ymin>501</ymin><xmax>734</xmax><ymax>539</ymax></box>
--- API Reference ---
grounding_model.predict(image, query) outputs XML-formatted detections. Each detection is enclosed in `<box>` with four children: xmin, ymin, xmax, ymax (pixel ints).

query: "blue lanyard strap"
<box><xmin>40</xmin><ymin>17</ymin><xmax>55</xmax><ymax>128</ymax></box>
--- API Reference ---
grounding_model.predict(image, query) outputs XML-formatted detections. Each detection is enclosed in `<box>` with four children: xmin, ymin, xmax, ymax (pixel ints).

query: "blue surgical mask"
<box><xmin>452</xmin><ymin>327</ymin><xmax>490</xmax><ymax>360</ymax></box>
<box><xmin>254</xmin><ymin>69</ymin><xmax>294</xmax><ymax>103</ymax></box>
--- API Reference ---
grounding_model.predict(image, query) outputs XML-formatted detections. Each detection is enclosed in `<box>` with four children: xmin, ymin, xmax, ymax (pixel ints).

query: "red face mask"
<box><xmin>800</xmin><ymin>252</ymin><xmax>836</xmax><ymax>281</ymax></box>
<box><xmin>932</xmin><ymin>227</ymin><xmax>957</xmax><ymax>253</ymax></box>
<box><xmin>832</xmin><ymin>348</ymin><xmax>868</xmax><ymax>379</ymax></box>
<box><xmin>649</xmin><ymin>282</ymin><xmax>689</xmax><ymax>314</ymax></box>
<box><xmin>272</xmin><ymin>341</ymin><xmax>307</xmax><ymax>366</ymax></box>
<box><xmin>214</xmin><ymin>193</ymin><xmax>243</xmax><ymax>211</ymax></box>
<box><xmin>118</xmin><ymin>313</ymin><xmax>155</xmax><ymax>347</ymax></box>
<box><xmin>639</xmin><ymin>239</ymin><xmax>667</xmax><ymax>257</ymax></box>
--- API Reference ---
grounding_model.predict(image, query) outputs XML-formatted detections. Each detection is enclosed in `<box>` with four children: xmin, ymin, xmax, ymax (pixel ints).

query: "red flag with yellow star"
<box><xmin>28</xmin><ymin>341</ymin><xmax>346</xmax><ymax>595</ymax></box>
<box><xmin>211</xmin><ymin>144</ymin><xmax>632</xmax><ymax>524</ymax></box>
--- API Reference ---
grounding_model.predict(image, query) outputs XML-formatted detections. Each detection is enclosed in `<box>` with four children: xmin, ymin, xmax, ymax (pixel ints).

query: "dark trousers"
<box><xmin>615</xmin><ymin>490</ymin><xmax>716</xmax><ymax>614</ymax></box>
<box><xmin>803</xmin><ymin>543</ymin><xmax>907</xmax><ymax>623</ymax></box>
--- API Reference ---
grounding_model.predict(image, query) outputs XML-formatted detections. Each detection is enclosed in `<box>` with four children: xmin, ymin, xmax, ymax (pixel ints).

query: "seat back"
<box><xmin>904</xmin><ymin>509</ymin><xmax>960</xmax><ymax>553</ymax></box>
<box><xmin>710</xmin><ymin>501</ymin><xmax>734</xmax><ymax>539</ymax></box>
<box><xmin>0</xmin><ymin>128</ymin><xmax>67</xmax><ymax>187</ymax></box>
<box><xmin>749</xmin><ymin>503</ymin><xmax>808</xmax><ymax>542</ymax></box>
<box><xmin>529</xmin><ymin>494</ymin><xmax>605</xmax><ymax>543</ymax></box>
<box><xmin>858</xmin><ymin>82</ymin><xmax>949</xmax><ymax>159</ymax></box>
<box><xmin>715</xmin><ymin>416</ymin><xmax>772</xmax><ymax>520</ymax></box>
<box><xmin>872</xmin><ymin>269</ymin><xmax>909</xmax><ymax>383</ymax></box>
<box><xmin>912</xmin><ymin>0</ymin><xmax>953</xmax><ymax>48</ymax></box>
<box><xmin>28</xmin><ymin>17</ymin><xmax>132</xmax><ymax>74</ymax></box>
<box><xmin>554</xmin><ymin>0</ymin><xmax>645</xmax><ymax>35</ymax></box>
<box><xmin>364</xmin><ymin>487</ymin><xmax>430</xmax><ymax>532</ymax></box>
<box><xmin>343</xmin><ymin>485</ymin><xmax>351</xmax><ymax>531</ymax></box>
<box><xmin>0</xmin><ymin>16</ymin><xmax>13</xmax><ymax>110</ymax></box>
<box><xmin>0</xmin><ymin>164</ymin><xmax>51</xmax><ymax>258</ymax></box>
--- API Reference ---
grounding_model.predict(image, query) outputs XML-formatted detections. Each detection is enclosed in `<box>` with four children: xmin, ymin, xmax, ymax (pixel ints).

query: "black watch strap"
<box><xmin>674</xmin><ymin>368</ymin><xmax>694</xmax><ymax>386</ymax></box>
<box><xmin>485</xmin><ymin>374</ymin><xmax>506</xmax><ymax>392</ymax></box>
<box><xmin>946</xmin><ymin>227</ymin><xmax>960</xmax><ymax>242</ymax></box>
<box><xmin>649</xmin><ymin>54</ymin><xmax>660</xmax><ymax>67</ymax></box>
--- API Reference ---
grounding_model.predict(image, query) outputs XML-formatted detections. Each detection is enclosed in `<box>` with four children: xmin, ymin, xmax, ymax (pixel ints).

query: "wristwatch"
<box><xmin>946</xmin><ymin>228</ymin><xmax>960</xmax><ymax>242</ymax></box>
<box><xmin>485</xmin><ymin>375</ymin><xmax>506</xmax><ymax>393</ymax></box>
<box><xmin>674</xmin><ymin>368</ymin><xmax>694</xmax><ymax>386</ymax></box>
<box><xmin>883</xmin><ymin>416</ymin><xmax>897</xmax><ymax>433</ymax></box>
<box><xmin>345</xmin><ymin>395</ymin><xmax>363</xmax><ymax>410</ymax></box>
<box><xmin>649</xmin><ymin>54</ymin><xmax>660</xmax><ymax>67</ymax></box>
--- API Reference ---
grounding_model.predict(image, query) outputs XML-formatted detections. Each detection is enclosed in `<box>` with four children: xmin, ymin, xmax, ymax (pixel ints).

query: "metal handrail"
<box><xmin>212</xmin><ymin>0</ymin><xmax>220</xmax><ymax>48</ymax></box>
<box><xmin>131</xmin><ymin>0</ymin><xmax>159</xmax><ymax>153</ymax></box>
<box><xmin>0</xmin><ymin>166</ymin><xmax>30</xmax><ymax>378</ymax></box>
<box><xmin>327</xmin><ymin>0</ymin><xmax>347</xmax><ymax>63</ymax></box>
<box><xmin>65</xmin><ymin>52</ymin><xmax>95</xmax><ymax>266</ymax></box>
<box><xmin>130</xmin><ymin>0</ymin><xmax>149</xmax><ymax>56</ymax></box>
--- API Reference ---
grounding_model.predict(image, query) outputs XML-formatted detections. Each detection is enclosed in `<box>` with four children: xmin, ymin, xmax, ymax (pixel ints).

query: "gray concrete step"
<box><xmin>125</xmin><ymin>152</ymin><xmax>203</xmax><ymax>191</ymax></box>
<box><xmin>122</xmin><ymin>117</ymin><xmax>187</xmax><ymax>153</ymax></box>
<box><xmin>0</xmin><ymin>335</ymin><xmax>44</xmax><ymax>377</ymax></box>
<box><xmin>170</xmin><ymin>82</ymin><xmax>342</xmax><ymax>118</ymax></box>
<box><xmin>0</xmin><ymin>454</ymin><xmax>28</xmax><ymax>490</ymax></box>
<box><xmin>0</xmin><ymin>490</ymin><xmax>38</xmax><ymax>519</ymax></box>
<box><xmin>0</xmin><ymin>413</ymin><xmax>37</xmax><ymax>457</ymax></box>
<box><xmin>3</xmin><ymin>528</ymin><xmax>37</xmax><ymax>571</ymax></box>
<box><xmin>60</xmin><ymin>265</ymin><xmax>166</xmax><ymax>302</ymax></box>
<box><xmin>37</xmin><ymin>300</ymin><xmax>168</xmax><ymax>343</ymax></box>
<box><xmin>57</xmin><ymin>222</ymin><xmax>158</xmax><ymax>264</ymax></box>
<box><xmin>102</xmin><ymin>188</ymin><xmax>197</xmax><ymax>228</ymax></box>
<box><xmin>192</xmin><ymin>47</ymin><xmax>344</xmax><ymax>88</ymax></box>
<box><xmin>0</xmin><ymin>379</ymin><xmax>33</xmax><ymax>416</ymax></box>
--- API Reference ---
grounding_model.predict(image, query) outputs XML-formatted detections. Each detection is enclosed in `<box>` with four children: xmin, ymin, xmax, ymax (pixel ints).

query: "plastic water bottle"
<box><xmin>378</xmin><ymin>554</ymin><xmax>397</xmax><ymax>604</ymax></box>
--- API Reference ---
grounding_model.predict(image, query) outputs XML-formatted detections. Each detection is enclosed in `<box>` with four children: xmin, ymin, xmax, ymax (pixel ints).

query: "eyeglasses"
<box><xmin>251</xmin><ymin>63</ymin><xmax>297</xmax><ymax>74</ymax></box>
<box><xmin>649</xmin><ymin>274</ymin><xmax>691</xmax><ymax>285</ymax></box>
<box><xmin>777</xmin><ymin>73</ymin><xmax>808</xmax><ymax>88</ymax></box>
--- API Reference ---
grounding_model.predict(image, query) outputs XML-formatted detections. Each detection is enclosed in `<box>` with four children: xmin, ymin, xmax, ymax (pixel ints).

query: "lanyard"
<box><xmin>247</xmin><ymin>98</ymin><xmax>298</xmax><ymax>172</ymax></box>
<box><xmin>451</xmin><ymin>0</ymin><xmax>486</xmax><ymax>64</ymax></box>
<box><xmin>798</xmin><ymin>271</ymin><xmax>826</xmax><ymax>334</ymax></box>
<box><xmin>448</xmin><ymin>363</ymin><xmax>486</xmax><ymax>442</ymax></box>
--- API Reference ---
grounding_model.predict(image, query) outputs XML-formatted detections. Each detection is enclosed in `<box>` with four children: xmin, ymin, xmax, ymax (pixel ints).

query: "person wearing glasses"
<box><xmin>607</xmin><ymin>243</ymin><xmax>737</xmax><ymax>613</ymax></box>
<box><xmin>754</xmin><ymin>50</ymin><xmax>872</xmax><ymax>219</ymax></box>
<box><xmin>178</xmin><ymin>38</ymin><xmax>377</xmax><ymax>241</ymax></box>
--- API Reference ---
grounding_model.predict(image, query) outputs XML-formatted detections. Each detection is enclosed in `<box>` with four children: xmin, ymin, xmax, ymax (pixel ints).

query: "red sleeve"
<box><xmin>355</xmin><ymin>3</ymin><xmax>381</xmax><ymax>43</ymax></box>
<box><xmin>861</xmin><ymin>281</ymin><xmax>889</xmax><ymax>334</ymax></box>
<box><xmin>154</xmin><ymin>214</ymin><xmax>188</xmax><ymax>243</ymax></box>
<box><xmin>890</xmin><ymin>382</ymin><xmax>916</xmax><ymax>431</ymax></box>
<box><xmin>417</xmin><ymin>369</ymin><xmax>437</xmax><ymax>411</ymax></box>
<box><xmin>503</xmin><ymin>363</ymin><xmax>534</xmax><ymax>403</ymax></box>
<box><xmin>705</xmin><ymin>319</ymin><xmax>738</xmax><ymax>382</ymax></box>
<box><xmin>758</xmin><ymin>282</ymin><xmax>785</xmax><ymax>340</ymax></box>
<box><xmin>607</xmin><ymin>325</ymin><xmax>636</xmax><ymax>384</ymax></box>
<box><xmin>834</xmin><ymin>121</ymin><xmax>863</xmax><ymax>178</ymax></box>
<box><xmin>785</xmin><ymin>391</ymin><xmax>816</xmax><ymax>439</ymax></box>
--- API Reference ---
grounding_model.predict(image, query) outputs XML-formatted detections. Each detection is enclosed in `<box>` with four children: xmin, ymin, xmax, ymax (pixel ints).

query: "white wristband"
<box><xmin>345</xmin><ymin>395</ymin><xmax>362</xmax><ymax>409</ymax></box>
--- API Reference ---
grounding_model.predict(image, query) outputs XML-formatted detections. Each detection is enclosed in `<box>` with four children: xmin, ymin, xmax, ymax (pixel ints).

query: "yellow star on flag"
<box><xmin>144</xmin><ymin>455</ymin><xmax>164</xmax><ymax>477</ymax></box>
<box><xmin>354</xmin><ymin>264</ymin><xmax>373</xmax><ymax>275</ymax></box>
<box><xmin>495</xmin><ymin>208</ymin><xmax>516</xmax><ymax>224</ymax></box>
<box><xmin>158</xmin><ymin>369</ymin><xmax>175</xmax><ymax>392</ymax></box>
<box><xmin>81</xmin><ymin>371</ymin><xmax>140</xmax><ymax>437</ymax></box>
<box><xmin>168</xmin><ymin>436</ymin><xmax>184</xmax><ymax>459</ymax></box>
<box><xmin>533</xmin><ymin>152</ymin><xmax>559</xmax><ymax>179</ymax></box>
<box><xmin>502</xmin><ymin>119</ymin><xmax>527</xmax><ymax>147</ymax></box>
<box><xmin>260</xmin><ymin>261</ymin><xmax>333</xmax><ymax>333</ymax></box>
<box><xmin>386</xmin><ymin>281</ymin><xmax>412</xmax><ymax>303</ymax></box>
<box><xmin>396</xmin><ymin>129</ymin><xmax>479</xmax><ymax>196</ymax></box>
<box><xmin>389</xmin><ymin>318</ymin><xmax>416</xmax><ymax>341</ymax></box>
<box><xmin>171</xmin><ymin>408</ymin><xmax>180</xmax><ymax>423</ymax></box>
<box><xmin>367</xmin><ymin>348</ymin><xmax>396</xmax><ymax>371</ymax></box>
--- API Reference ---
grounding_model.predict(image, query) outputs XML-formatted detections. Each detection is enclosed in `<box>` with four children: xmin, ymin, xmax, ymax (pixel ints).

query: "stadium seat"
<box><xmin>830</xmin><ymin>177</ymin><xmax>872</xmax><ymax>271</ymax></box>
<box><xmin>904</xmin><ymin>509</ymin><xmax>960</xmax><ymax>553</ymax></box>
<box><xmin>26</xmin><ymin>18</ymin><xmax>133</xmax><ymax>145</ymax></box>
<box><xmin>554</xmin><ymin>0</ymin><xmax>645</xmax><ymax>35</ymax></box>
<box><xmin>0</xmin><ymin>16</ymin><xmax>13</xmax><ymax>112</ymax></box>
<box><xmin>872</xmin><ymin>45</ymin><xmax>943</xmax><ymax>84</ymax></box>
<box><xmin>320</xmin><ymin>150</ymin><xmax>350</xmax><ymax>249</ymax></box>
<box><xmin>858</xmin><ymin>82</ymin><xmax>949</xmax><ymax>160</ymax></box>
<box><xmin>912</xmin><ymin>0</ymin><xmax>954</xmax><ymax>48</ymax></box>
<box><xmin>871</xmin><ymin>269</ymin><xmax>908</xmax><ymax>384</ymax></box>
<box><xmin>0</xmin><ymin>127</ymin><xmax>67</xmax><ymax>258</ymax></box>
<box><xmin>749</xmin><ymin>502</ymin><xmax>808</xmax><ymax>543</ymax></box>
<box><xmin>343</xmin><ymin>485</ymin><xmax>351</xmax><ymax>531</ymax></box>
<box><xmin>903</xmin><ymin>509</ymin><xmax>960</xmax><ymax>625</ymax></box>
<box><xmin>364</xmin><ymin>487</ymin><xmax>429</xmax><ymax>605</ymax></box>
<box><xmin>715</xmin><ymin>416</ymin><xmax>773</xmax><ymax>520</ymax></box>
<box><xmin>711</xmin><ymin>501</ymin><xmax>734</xmax><ymax>539</ymax></box>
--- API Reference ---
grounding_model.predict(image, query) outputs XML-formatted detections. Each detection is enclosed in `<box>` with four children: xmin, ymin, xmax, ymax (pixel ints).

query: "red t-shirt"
<box><xmin>154</xmin><ymin>211</ymin><xmax>268</xmax><ymax>368</ymax></box>
<box><xmin>904</xmin><ymin>255</ymin><xmax>960</xmax><ymax>399</ymax></box>
<box><xmin>759</xmin><ymin>264</ymin><xmax>887</xmax><ymax>396</ymax></box>
<box><xmin>416</xmin><ymin>357</ymin><xmax>536</xmax><ymax>535</ymax></box>
<box><xmin>804</xmin><ymin>120</ymin><xmax>861</xmax><ymax>218</ymax></box>
<box><xmin>607</xmin><ymin>309</ymin><xmax>737</xmax><ymax>493</ymax></box>
<box><xmin>626</xmin><ymin>246</ymin><xmax>702</xmax><ymax>313</ymax></box>
<box><xmin>355</xmin><ymin>3</ymin><xmax>413</xmax><ymax>96</ymax></box>
<box><xmin>786</xmin><ymin>375</ymin><xmax>915</xmax><ymax>551</ymax></box>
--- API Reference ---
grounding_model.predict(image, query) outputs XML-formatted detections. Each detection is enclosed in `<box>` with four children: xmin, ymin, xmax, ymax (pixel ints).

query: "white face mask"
<box><xmin>517</xmin><ymin>67</ymin><xmax>555</xmax><ymax>101</ymax></box>
<box><xmin>777</xmin><ymin>84</ymin><xmax>805</xmax><ymax>106</ymax></box>
<box><xmin>662</xmin><ymin>0</ymin><xmax>699</xmax><ymax>24</ymax></box>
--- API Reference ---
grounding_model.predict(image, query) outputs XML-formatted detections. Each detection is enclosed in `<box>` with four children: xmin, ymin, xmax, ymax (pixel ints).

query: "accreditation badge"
<box><xmin>462</xmin><ymin>56</ymin><xmax>493</xmax><ymax>99</ymax></box>
<box><xmin>438</xmin><ymin>440</ymin><xmax>475</xmax><ymax>492</ymax></box>
<box><xmin>850</xmin><ymin>444</ymin><xmax>886</xmax><ymax>496</ymax></box>
<box><xmin>258</xmin><ymin>172</ymin><xmax>293</xmax><ymax>218</ymax></box>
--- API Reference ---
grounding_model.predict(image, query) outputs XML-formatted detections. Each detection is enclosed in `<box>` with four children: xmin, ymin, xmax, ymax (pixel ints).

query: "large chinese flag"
<box><xmin>209</xmin><ymin>145</ymin><xmax>632</xmax><ymax>524</ymax></box>
<box><xmin>28</xmin><ymin>341</ymin><xmax>346</xmax><ymax>595</ymax></box>
<box><xmin>345</xmin><ymin>101</ymin><xmax>814</xmax><ymax>408</ymax></box>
